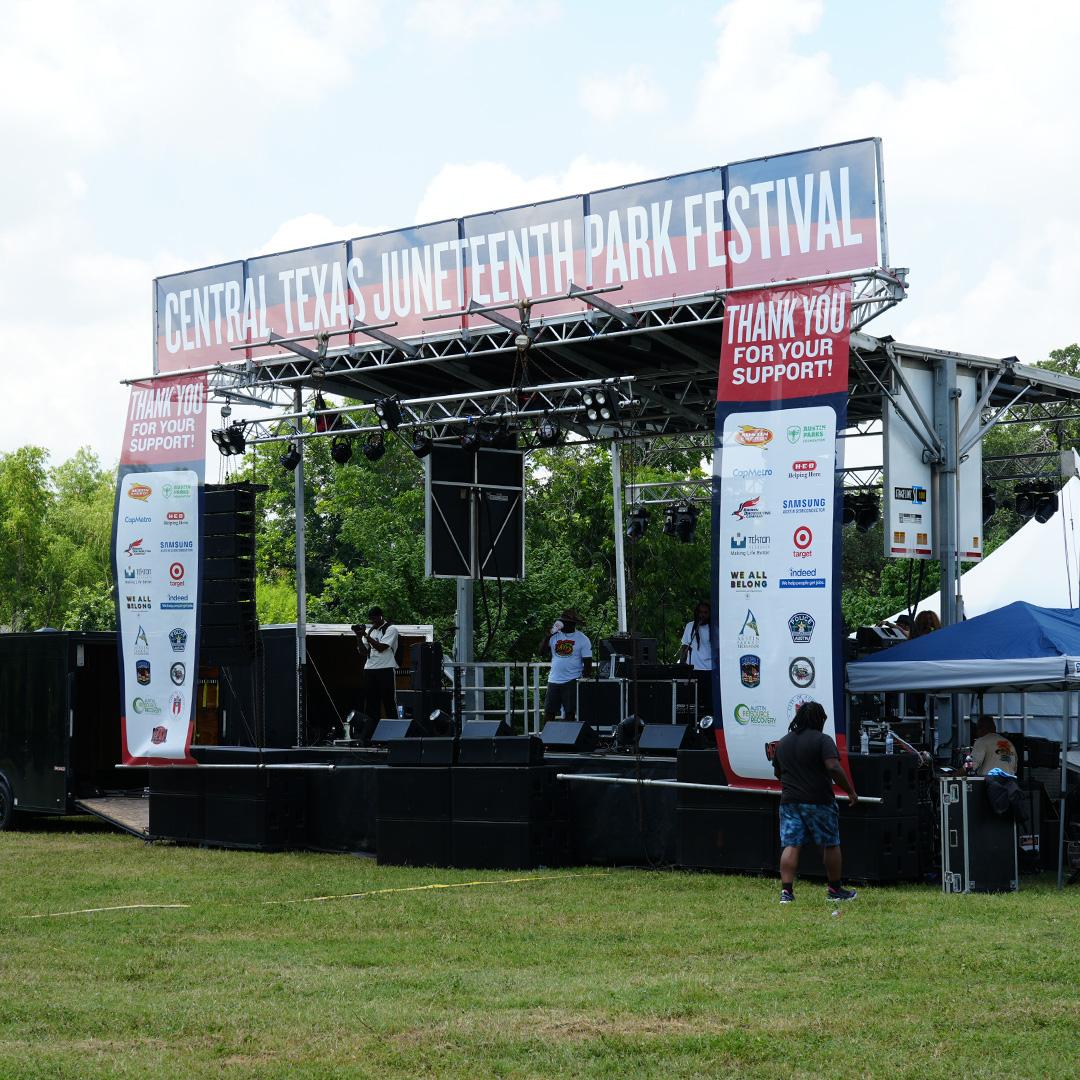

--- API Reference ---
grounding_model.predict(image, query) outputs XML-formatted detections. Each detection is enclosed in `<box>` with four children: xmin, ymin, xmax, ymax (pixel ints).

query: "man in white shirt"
<box><xmin>356</xmin><ymin>607</ymin><xmax>399</xmax><ymax>721</ymax></box>
<box><xmin>680</xmin><ymin>599</ymin><xmax>713</xmax><ymax>718</ymax></box>
<box><xmin>539</xmin><ymin>608</ymin><xmax>593</xmax><ymax>722</ymax></box>
<box><xmin>971</xmin><ymin>715</ymin><xmax>1019</xmax><ymax>776</ymax></box>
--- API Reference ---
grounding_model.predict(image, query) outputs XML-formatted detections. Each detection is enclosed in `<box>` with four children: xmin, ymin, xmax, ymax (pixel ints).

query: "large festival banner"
<box><xmin>112</xmin><ymin>374</ymin><xmax>206</xmax><ymax>765</ymax></box>
<box><xmin>713</xmin><ymin>282</ymin><xmax>852</xmax><ymax>787</ymax></box>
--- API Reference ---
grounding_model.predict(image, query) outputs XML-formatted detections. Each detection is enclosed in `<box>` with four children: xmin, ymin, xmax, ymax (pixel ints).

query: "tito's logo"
<box><xmin>734</xmin><ymin>425</ymin><xmax>773</xmax><ymax>449</ymax></box>
<box><xmin>127</xmin><ymin>483</ymin><xmax>152</xmax><ymax>501</ymax></box>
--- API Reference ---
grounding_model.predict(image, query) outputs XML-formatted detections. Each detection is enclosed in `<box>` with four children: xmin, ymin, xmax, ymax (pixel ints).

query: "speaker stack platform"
<box><xmin>200</xmin><ymin>483</ymin><xmax>258</xmax><ymax>666</ymax></box>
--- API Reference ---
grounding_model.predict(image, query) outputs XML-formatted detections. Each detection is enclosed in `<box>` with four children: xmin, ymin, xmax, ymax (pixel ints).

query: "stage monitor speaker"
<box><xmin>461</xmin><ymin>720</ymin><xmax>512</xmax><ymax>739</ymax></box>
<box><xmin>411</xmin><ymin>642</ymin><xmax>444</xmax><ymax>690</ymax></box>
<box><xmin>541</xmin><ymin>720</ymin><xmax>598</xmax><ymax>752</ymax></box>
<box><xmin>638</xmin><ymin>723</ymin><xmax>695</xmax><ymax>754</ymax></box>
<box><xmin>600</xmin><ymin>634</ymin><xmax>658</xmax><ymax>665</ymax></box>
<box><xmin>458</xmin><ymin>734</ymin><xmax>544</xmax><ymax>766</ymax></box>
<box><xmin>371</xmin><ymin>718</ymin><xmax>423</xmax><ymax>743</ymax></box>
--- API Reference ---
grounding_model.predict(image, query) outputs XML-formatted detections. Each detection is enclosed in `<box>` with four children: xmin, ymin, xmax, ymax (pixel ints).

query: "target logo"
<box><xmin>169</xmin><ymin>562</ymin><xmax>185</xmax><ymax>582</ymax></box>
<box><xmin>793</xmin><ymin>526</ymin><xmax>813</xmax><ymax>558</ymax></box>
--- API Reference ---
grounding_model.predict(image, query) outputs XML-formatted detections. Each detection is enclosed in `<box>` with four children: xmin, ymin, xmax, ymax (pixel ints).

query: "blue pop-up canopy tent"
<box><xmin>848</xmin><ymin>602</ymin><xmax>1080</xmax><ymax>693</ymax></box>
<box><xmin>847</xmin><ymin>601</ymin><xmax>1078</xmax><ymax>887</ymax></box>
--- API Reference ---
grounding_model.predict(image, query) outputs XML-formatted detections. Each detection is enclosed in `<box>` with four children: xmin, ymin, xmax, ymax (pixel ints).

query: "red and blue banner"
<box><xmin>712</xmin><ymin>282</ymin><xmax>852</xmax><ymax>788</ymax></box>
<box><xmin>111</xmin><ymin>374</ymin><xmax>207</xmax><ymax>765</ymax></box>
<box><xmin>154</xmin><ymin>139</ymin><xmax>884</xmax><ymax>372</ymax></box>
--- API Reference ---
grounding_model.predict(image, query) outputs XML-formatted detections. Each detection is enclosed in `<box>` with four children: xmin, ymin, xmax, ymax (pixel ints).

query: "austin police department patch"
<box><xmin>788</xmin><ymin>612</ymin><xmax>815</xmax><ymax>643</ymax></box>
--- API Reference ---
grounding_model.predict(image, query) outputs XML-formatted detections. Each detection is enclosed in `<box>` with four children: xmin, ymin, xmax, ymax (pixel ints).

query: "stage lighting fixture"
<box><xmin>279</xmin><ymin>442</ymin><xmax>301</xmax><ymax>471</ymax></box>
<box><xmin>662</xmin><ymin>505</ymin><xmax>677</xmax><ymax>537</ymax></box>
<box><xmin>211</xmin><ymin>428</ymin><xmax>231</xmax><ymax>455</ymax></box>
<box><xmin>982</xmin><ymin>483</ymin><xmax>997</xmax><ymax>524</ymax></box>
<box><xmin>411</xmin><ymin>430</ymin><xmax>433</xmax><ymax>459</ymax></box>
<box><xmin>1014</xmin><ymin>483</ymin><xmax>1036</xmax><ymax>520</ymax></box>
<box><xmin>225</xmin><ymin>423</ymin><xmax>247</xmax><ymax>455</ymax></box>
<box><xmin>1034</xmin><ymin>480</ymin><xmax>1059</xmax><ymax>524</ymax></box>
<box><xmin>582</xmin><ymin>383</ymin><xmax>622</xmax><ymax>426</ymax></box>
<box><xmin>460</xmin><ymin>423</ymin><xmax>480</xmax><ymax>453</ymax></box>
<box><xmin>842</xmin><ymin>492</ymin><xmax>858</xmax><ymax>527</ymax></box>
<box><xmin>697</xmin><ymin>715</ymin><xmax>715</xmax><ymax>732</ymax></box>
<box><xmin>536</xmin><ymin>414</ymin><xmax>562</xmax><ymax>448</ymax></box>
<box><xmin>362</xmin><ymin>432</ymin><xmax>386</xmax><ymax>462</ymax></box>
<box><xmin>313</xmin><ymin>391</ymin><xmax>339</xmax><ymax>434</ymax></box>
<box><xmin>674</xmin><ymin>502</ymin><xmax>699</xmax><ymax>543</ymax></box>
<box><xmin>374</xmin><ymin>396</ymin><xmax>402</xmax><ymax>431</ymax></box>
<box><xmin>428</xmin><ymin>708</ymin><xmax>452</xmax><ymax>736</ymax></box>
<box><xmin>330</xmin><ymin>435</ymin><xmax>353</xmax><ymax>464</ymax></box>
<box><xmin>854</xmin><ymin>493</ymin><xmax>879</xmax><ymax>533</ymax></box>
<box><xmin>626</xmin><ymin>505</ymin><xmax>649</xmax><ymax>542</ymax></box>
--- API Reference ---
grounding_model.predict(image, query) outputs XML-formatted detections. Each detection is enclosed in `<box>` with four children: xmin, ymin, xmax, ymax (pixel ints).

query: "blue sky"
<box><xmin>1</xmin><ymin>0</ymin><xmax>1075</xmax><ymax>463</ymax></box>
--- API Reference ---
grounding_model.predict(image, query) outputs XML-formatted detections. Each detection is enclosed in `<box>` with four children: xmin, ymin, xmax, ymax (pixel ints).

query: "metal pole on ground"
<box><xmin>934</xmin><ymin>356</ymin><xmax>959</xmax><ymax>757</ymax></box>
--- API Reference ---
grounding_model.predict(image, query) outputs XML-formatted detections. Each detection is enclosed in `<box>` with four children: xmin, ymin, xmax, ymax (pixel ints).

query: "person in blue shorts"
<box><xmin>772</xmin><ymin>701</ymin><xmax>859</xmax><ymax>904</ymax></box>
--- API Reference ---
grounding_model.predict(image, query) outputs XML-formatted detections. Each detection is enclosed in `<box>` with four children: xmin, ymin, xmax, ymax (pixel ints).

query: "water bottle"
<box><xmin>859</xmin><ymin>727</ymin><xmax>869</xmax><ymax>755</ymax></box>
<box><xmin>884</xmin><ymin>728</ymin><xmax>894</xmax><ymax>756</ymax></box>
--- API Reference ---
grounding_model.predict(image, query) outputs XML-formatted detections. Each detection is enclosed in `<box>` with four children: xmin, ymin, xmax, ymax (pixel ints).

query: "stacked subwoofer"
<box><xmin>200</xmin><ymin>483</ymin><xmax>258</xmax><ymax>665</ymax></box>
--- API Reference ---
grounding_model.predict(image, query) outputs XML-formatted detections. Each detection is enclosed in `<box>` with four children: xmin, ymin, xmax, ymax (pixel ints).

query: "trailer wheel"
<box><xmin>0</xmin><ymin>776</ymin><xmax>12</xmax><ymax>831</ymax></box>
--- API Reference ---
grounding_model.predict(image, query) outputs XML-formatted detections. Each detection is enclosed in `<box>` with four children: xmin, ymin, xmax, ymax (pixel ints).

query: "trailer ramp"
<box><xmin>75</xmin><ymin>796</ymin><xmax>150</xmax><ymax>838</ymax></box>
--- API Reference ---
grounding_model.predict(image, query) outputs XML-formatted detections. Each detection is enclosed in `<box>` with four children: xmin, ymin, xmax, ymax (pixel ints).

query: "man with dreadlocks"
<box><xmin>772</xmin><ymin>701</ymin><xmax>859</xmax><ymax>904</ymax></box>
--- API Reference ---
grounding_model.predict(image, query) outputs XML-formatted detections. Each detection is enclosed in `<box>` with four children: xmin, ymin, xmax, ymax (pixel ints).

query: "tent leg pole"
<box><xmin>1060</xmin><ymin>699</ymin><xmax>1069</xmax><ymax>889</ymax></box>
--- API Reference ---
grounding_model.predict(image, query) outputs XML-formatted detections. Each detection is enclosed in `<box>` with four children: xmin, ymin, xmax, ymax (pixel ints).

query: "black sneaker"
<box><xmin>826</xmin><ymin>885</ymin><xmax>857</xmax><ymax>902</ymax></box>
<box><xmin>780</xmin><ymin>888</ymin><xmax>795</xmax><ymax>904</ymax></box>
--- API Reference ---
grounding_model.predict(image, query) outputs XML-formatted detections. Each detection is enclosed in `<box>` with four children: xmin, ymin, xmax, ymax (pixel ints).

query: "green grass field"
<box><xmin>1</xmin><ymin>818</ymin><xmax>1077</xmax><ymax>1079</ymax></box>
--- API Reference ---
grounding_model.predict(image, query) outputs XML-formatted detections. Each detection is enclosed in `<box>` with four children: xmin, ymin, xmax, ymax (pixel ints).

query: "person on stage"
<box><xmin>680</xmin><ymin>599</ymin><xmax>714</xmax><ymax>717</ymax></box>
<box><xmin>772</xmin><ymin>701</ymin><xmax>859</xmax><ymax>905</ymax></box>
<box><xmin>354</xmin><ymin>607</ymin><xmax>399</xmax><ymax>721</ymax></box>
<box><xmin>538</xmin><ymin>609</ymin><xmax>593</xmax><ymax>723</ymax></box>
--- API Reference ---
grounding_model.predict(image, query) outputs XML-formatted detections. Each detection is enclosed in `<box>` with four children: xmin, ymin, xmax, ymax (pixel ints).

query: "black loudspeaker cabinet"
<box><xmin>376</xmin><ymin>818</ymin><xmax>452</xmax><ymax>866</ymax></box>
<box><xmin>541</xmin><ymin>720</ymin><xmax>598</xmax><ymax>752</ymax></box>
<box><xmin>847</xmin><ymin>753</ymin><xmax>923</xmax><ymax>816</ymax></box>
<box><xmin>576</xmin><ymin>679</ymin><xmax>624</xmax><ymax>726</ymax></box>
<box><xmin>458</xmin><ymin>734</ymin><xmax>544</xmax><ymax>766</ymax></box>
<box><xmin>377</xmin><ymin>767</ymin><xmax>451</xmax><ymax>820</ymax></box>
<box><xmin>411</xmin><ymin>642</ymin><xmax>444</xmax><ymax>690</ymax></box>
<box><xmin>451</xmin><ymin>820</ymin><xmax>567</xmax><ymax>870</ymax></box>
<box><xmin>638</xmin><ymin>723</ymin><xmax>695</xmax><ymax>754</ymax></box>
<box><xmin>372</xmin><ymin>718</ymin><xmax>423</xmax><ymax>743</ymax></box>
<box><xmin>939</xmin><ymin>777</ymin><xmax>1019</xmax><ymax>893</ymax></box>
<box><xmin>677</xmin><ymin>749</ymin><xmax>728</xmax><ymax>786</ymax></box>
<box><xmin>802</xmin><ymin>814</ymin><xmax>923</xmax><ymax>883</ymax></box>
<box><xmin>202</xmin><ymin>770</ymin><xmax>307</xmax><ymax>850</ymax></box>
<box><xmin>385</xmin><ymin>737</ymin><xmax>456</xmax><ymax>766</ymax></box>
<box><xmin>451</xmin><ymin>767</ymin><xmax>560</xmax><ymax>822</ymax></box>
<box><xmin>305</xmin><ymin>766</ymin><xmax>379</xmax><ymax>853</ymax></box>
<box><xmin>148</xmin><ymin>789</ymin><xmax>204</xmax><ymax>842</ymax></box>
<box><xmin>460</xmin><ymin>719</ymin><xmax>512</xmax><ymax>739</ymax></box>
<box><xmin>677</xmin><ymin>806</ymin><xmax>778</xmax><ymax>872</ymax></box>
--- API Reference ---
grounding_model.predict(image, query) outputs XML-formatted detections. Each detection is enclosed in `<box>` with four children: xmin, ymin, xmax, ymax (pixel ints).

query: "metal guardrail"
<box><xmin>452</xmin><ymin>661</ymin><xmax>552</xmax><ymax>733</ymax></box>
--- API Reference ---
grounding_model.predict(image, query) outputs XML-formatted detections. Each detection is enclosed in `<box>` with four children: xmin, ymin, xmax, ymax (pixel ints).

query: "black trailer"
<box><xmin>0</xmin><ymin>631</ymin><xmax>144</xmax><ymax>832</ymax></box>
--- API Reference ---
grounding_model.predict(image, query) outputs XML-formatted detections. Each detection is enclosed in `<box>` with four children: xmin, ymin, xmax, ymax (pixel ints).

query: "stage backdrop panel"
<box><xmin>713</xmin><ymin>282</ymin><xmax>852</xmax><ymax>787</ymax></box>
<box><xmin>112</xmin><ymin>374</ymin><xmax>207</xmax><ymax>765</ymax></box>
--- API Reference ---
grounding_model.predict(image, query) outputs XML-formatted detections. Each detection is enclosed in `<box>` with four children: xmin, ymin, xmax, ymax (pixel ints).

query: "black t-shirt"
<box><xmin>775</xmin><ymin>729</ymin><xmax>840</xmax><ymax>805</ymax></box>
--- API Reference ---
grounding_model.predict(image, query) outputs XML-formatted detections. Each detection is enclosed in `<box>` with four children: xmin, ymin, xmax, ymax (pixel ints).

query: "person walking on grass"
<box><xmin>772</xmin><ymin>701</ymin><xmax>859</xmax><ymax>904</ymax></box>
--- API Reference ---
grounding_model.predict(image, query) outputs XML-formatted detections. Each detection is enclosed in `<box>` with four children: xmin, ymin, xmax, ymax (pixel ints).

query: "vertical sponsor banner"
<box><xmin>712</xmin><ymin>282</ymin><xmax>852</xmax><ymax>787</ymax></box>
<box><xmin>112</xmin><ymin>374</ymin><xmax>206</xmax><ymax>765</ymax></box>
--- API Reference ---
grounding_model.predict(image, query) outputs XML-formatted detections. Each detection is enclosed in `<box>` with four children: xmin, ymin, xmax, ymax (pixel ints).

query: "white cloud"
<box><xmin>414</xmin><ymin>155</ymin><xmax>650</xmax><ymax>223</ymax></box>
<box><xmin>405</xmin><ymin>0</ymin><xmax>560</xmax><ymax>40</ymax></box>
<box><xmin>579</xmin><ymin>67</ymin><xmax>666</xmax><ymax>124</ymax></box>
<box><xmin>257</xmin><ymin>213</ymin><xmax>387</xmax><ymax>255</ymax></box>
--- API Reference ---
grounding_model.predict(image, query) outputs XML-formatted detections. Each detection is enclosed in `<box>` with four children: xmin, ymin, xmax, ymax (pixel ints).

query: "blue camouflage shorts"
<box><xmin>779</xmin><ymin>802</ymin><xmax>841</xmax><ymax>848</ymax></box>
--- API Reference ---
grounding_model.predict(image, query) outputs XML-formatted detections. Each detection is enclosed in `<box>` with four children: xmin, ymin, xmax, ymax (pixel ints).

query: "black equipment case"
<box><xmin>939</xmin><ymin>777</ymin><xmax>1018</xmax><ymax>894</ymax></box>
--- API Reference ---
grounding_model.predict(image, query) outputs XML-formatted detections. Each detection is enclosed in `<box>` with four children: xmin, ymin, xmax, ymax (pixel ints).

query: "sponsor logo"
<box><xmin>788</xmin><ymin>612</ymin><xmax>816</xmax><ymax>644</ymax></box>
<box><xmin>125</xmin><ymin>594</ymin><xmax>152</xmax><ymax>610</ymax></box>
<box><xmin>787</xmin><ymin>694</ymin><xmax>817</xmax><ymax>722</ymax></box>
<box><xmin>123</xmin><ymin>514</ymin><xmax>152</xmax><ymax>525</ymax></box>
<box><xmin>124</xmin><ymin>566</ymin><xmax>152</xmax><ymax>583</ymax></box>
<box><xmin>161</xmin><ymin>597</ymin><xmax>194</xmax><ymax>610</ymax></box>
<box><xmin>170</xmin><ymin>693</ymin><xmax>184</xmax><ymax>717</ymax></box>
<box><xmin>779</xmin><ymin>568</ymin><xmax>826</xmax><ymax>589</ymax></box>
<box><xmin>733</xmin><ymin>703</ymin><xmax>775</xmax><ymax>727</ymax></box>
<box><xmin>161</xmin><ymin>483</ymin><xmax>193</xmax><ymax>499</ymax></box>
<box><xmin>160</xmin><ymin>539</ymin><xmax>193</xmax><ymax>552</ymax></box>
<box><xmin>150</xmin><ymin>725</ymin><xmax>168</xmax><ymax>745</ymax></box>
<box><xmin>786</xmin><ymin>425</ymin><xmax>801</xmax><ymax>444</ymax></box>
<box><xmin>169</xmin><ymin>627</ymin><xmax>188</xmax><ymax>652</ymax></box>
<box><xmin>739</xmin><ymin>654</ymin><xmax>761</xmax><ymax>689</ymax></box>
<box><xmin>169</xmin><ymin>562</ymin><xmax>186</xmax><ymax>586</ymax></box>
<box><xmin>127</xmin><ymin>483</ymin><xmax>152</xmax><ymax>502</ymax></box>
<box><xmin>782</xmin><ymin>498</ymin><xmax>827</xmax><ymax>514</ymax></box>
<box><xmin>737</xmin><ymin>609</ymin><xmax>760</xmax><ymax>649</ymax></box>
<box><xmin>132</xmin><ymin>696</ymin><xmax>161</xmax><ymax>715</ymax></box>
<box><xmin>134</xmin><ymin>625</ymin><xmax>150</xmax><ymax>655</ymax></box>
<box><xmin>788</xmin><ymin>657</ymin><xmax>816</xmax><ymax>689</ymax></box>
<box><xmin>894</xmin><ymin>485</ymin><xmax>928</xmax><ymax>504</ymax></box>
<box><xmin>165</xmin><ymin>510</ymin><xmax>186</xmax><ymax>524</ymax></box>
<box><xmin>732</xmin><ymin>497</ymin><xmax>768</xmax><ymax>521</ymax></box>
<box><xmin>729</xmin><ymin>569</ymin><xmax>767</xmax><ymax>591</ymax></box>
<box><xmin>170</xmin><ymin>661</ymin><xmax>186</xmax><ymax>686</ymax></box>
<box><xmin>135</xmin><ymin>659</ymin><xmax>151</xmax><ymax>685</ymax></box>
<box><xmin>899</xmin><ymin>512</ymin><xmax>922</xmax><ymax>524</ymax></box>
<box><xmin>788</xmin><ymin>461</ymin><xmax>821</xmax><ymax>482</ymax></box>
<box><xmin>732</xmin><ymin>466</ymin><xmax>773</xmax><ymax>481</ymax></box>
<box><xmin>729</xmin><ymin>532</ymin><xmax>770</xmax><ymax>555</ymax></box>
<box><xmin>734</xmin><ymin>425</ymin><xmax>773</xmax><ymax>449</ymax></box>
<box><xmin>124</xmin><ymin>537</ymin><xmax>150</xmax><ymax>557</ymax></box>
<box><xmin>787</xmin><ymin>423</ymin><xmax>827</xmax><ymax>444</ymax></box>
<box><xmin>793</xmin><ymin>525</ymin><xmax>813</xmax><ymax>558</ymax></box>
